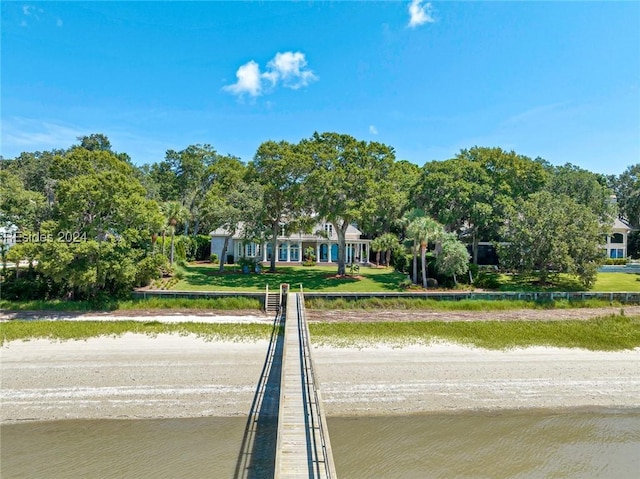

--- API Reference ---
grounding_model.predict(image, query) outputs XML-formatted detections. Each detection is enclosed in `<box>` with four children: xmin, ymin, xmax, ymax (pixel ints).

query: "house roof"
<box><xmin>613</xmin><ymin>217</ymin><xmax>633</xmax><ymax>232</ymax></box>
<box><xmin>209</xmin><ymin>222</ymin><xmax>365</xmax><ymax>241</ymax></box>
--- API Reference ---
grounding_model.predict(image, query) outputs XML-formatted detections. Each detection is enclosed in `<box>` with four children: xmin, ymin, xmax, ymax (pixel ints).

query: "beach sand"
<box><xmin>2</xmin><ymin>333</ymin><xmax>639</xmax><ymax>423</ymax></box>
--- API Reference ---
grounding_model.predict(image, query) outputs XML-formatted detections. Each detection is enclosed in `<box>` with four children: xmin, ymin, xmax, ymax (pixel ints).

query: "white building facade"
<box><xmin>605</xmin><ymin>217</ymin><xmax>633</xmax><ymax>259</ymax></box>
<box><xmin>210</xmin><ymin>222</ymin><xmax>371</xmax><ymax>265</ymax></box>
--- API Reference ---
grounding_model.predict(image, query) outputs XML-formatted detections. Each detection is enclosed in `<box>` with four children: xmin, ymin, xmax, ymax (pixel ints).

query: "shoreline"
<box><xmin>2</xmin><ymin>333</ymin><xmax>639</xmax><ymax>424</ymax></box>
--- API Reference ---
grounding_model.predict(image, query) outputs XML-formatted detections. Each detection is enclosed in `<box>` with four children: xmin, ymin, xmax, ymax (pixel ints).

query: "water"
<box><xmin>2</xmin><ymin>409</ymin><xmax>638</xmax><ymax>478</ymax></box>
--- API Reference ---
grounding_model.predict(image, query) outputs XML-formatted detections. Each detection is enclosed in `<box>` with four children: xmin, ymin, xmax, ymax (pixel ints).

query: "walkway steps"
<box><xmin>274</xmin><ymin>292</ymin><xmax>337</xmax><ymax>479</ymax></box>
<box><xmin>265</xmin><ymin>292</ymin><xmax>281</xmax><ymax>314</ymax></box>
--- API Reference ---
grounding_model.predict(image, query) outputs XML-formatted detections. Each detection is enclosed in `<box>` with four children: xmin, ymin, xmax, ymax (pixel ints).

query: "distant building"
<box><xmin>605</xmin><ymin>217</ymin><xmax>633</xmax><ymax>259</ymax></box>
<box><xmin>0</xmin><ymin>224</ymin><xmax>18</xmax><ymax>250</ymax></box>
<box><xmin>209</xmin><ymin>222</ymin><xmax>371</xmax><ymax>265</ymax></box>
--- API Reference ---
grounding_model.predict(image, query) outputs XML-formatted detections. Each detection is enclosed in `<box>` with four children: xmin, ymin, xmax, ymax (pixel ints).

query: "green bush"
<box><xmin>391</xmin><ymin>249</ymin><xmax>411</xmax><ymax>275</ymax></box>
<box><xmin>173</xmin><ymin>236</ymin><xmax>190</xmax><ymax>261</ymax></box>
<box><xmin>193</xmin><ymin>235</ymin><xmax>211</xmax><ymax>261</ymax></box>
<box><xmin>135</xmin><ymin>254</ymin><xmax>170</xmax><ymax>287</ymax></box>
<box><xmin>210</xmin><ymin>253</ymin><xmax>219</xmax><ymax>264</ymax></box>
<box><xmin>604</xmin><ymin>258</ymin><xmax>629</xmax><ymax>265</ymax></box>
<box><xmin>474</xmin><ymin>270</ymin><xmax>502</xmax><ymax>289</ymax></box>
<box><xmin>0</xmin><ymin>270</ymin><xmax>61</xmax><ymax>300</ymax></box>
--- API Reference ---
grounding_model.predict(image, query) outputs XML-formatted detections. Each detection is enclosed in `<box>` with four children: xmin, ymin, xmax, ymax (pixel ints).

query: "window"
<box><xmin>611</xmin><ymin>233</ymin><xmax>624</xmax><ymax>244</ymax></box>
<box><xmin>324</xmin><ymin>223</ymin><xmax>333</xmax><ymax>238</ymax></box>
<box><xmin>610</xmin><ymin>248</ymin><xmax>625</xmax><ymax>259</ymax></box>
<box><xmin>290</xmin><ymin>244</ymin><xmax>299</xmax><ymax>261</ymax></box>
<box><xmin>245</xmin><ymin>243</ymin><xmax>257</xmax><ymax>257</ymax></box>
<box><xmin>278</xmin><ymin>243</ymin><xmax>288</xmax><ymax>261</ymax></box>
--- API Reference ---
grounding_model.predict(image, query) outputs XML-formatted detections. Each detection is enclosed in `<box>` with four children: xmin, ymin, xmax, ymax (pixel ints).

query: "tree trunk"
<box><xmin>193</xmin><ymin>218</ymin><xmax>200</xmax><ymax>236</ymax></box>
<box><xmin>421</xmin><ymin>242</ymin><xmax>427</xmax><ymax>288</ymax></box>
<box><xmin>412</xmin><ymin>243</ymin><xmax>418</xmax><ymax>284</ymax></box>
<box><xmin>335</xmin><ymin>221</ymin><xmax>348</xmax><ymax>276</ymax></box>
<box><xmin>170</xmin><ymin>229</ymin><xmax>175</xmax><ymax>264</ymax></box>
<box><xmin>376</xmin><ymin>250</ymin><xmax>381</xmax><ymax>266</ymax></box>
<box><xmin>219</xmin><ymin>236</ymin><xmax>230</xmax><ymax>272</ymax></box>
<box><xmin>386</xmin><ymin>248</ymin><xmax>391</xmax><ymax>266</ymax></box>
<box><xmin>270</xmin><ymin>221</ymin><xmax>278</xmax><ymax>273</ymax></box>
<box><xmin>472</xmin><ymin>230</ymin><xmax>479</xmax><ymax>265</ymax></box>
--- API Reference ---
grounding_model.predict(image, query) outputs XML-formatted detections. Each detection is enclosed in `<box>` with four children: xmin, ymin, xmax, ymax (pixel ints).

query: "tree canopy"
<box><xmin>1</xmin><ymin>132</ymin><xmax>631</xmax><ymax>297</ymax></box>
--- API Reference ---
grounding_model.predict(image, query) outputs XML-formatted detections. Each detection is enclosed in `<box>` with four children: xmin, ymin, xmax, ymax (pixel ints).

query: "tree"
<box><xmin>435</xmin><ymin>233</ymin><xmax>470</xmax><ymax>285</ymax></box>
<box><xmin>407</xmin><ymin>216</ymin><xmax>444</xmax><ymax>288</ymax></box>
<box><xmin>612</xmin><ymin>164</ymin><xmax>640</xmax><ymax>227</ymax></box>
<box><xmin>368</xmin><ymin>160</ymin><xmax>420</xmax><ymax>235</ymax></box>
<box><xmin>370</xmin><ymin>236</ymin><xmax>384</xmax><ymax>266</ymax></box>
<box><xmin>498</xmin><ymin>191</ymin><xmax>605</xmax><ymax>287</ymax></box>
<box><xmin>77</xmin><ymin>134</ymin><xmax>112</xmax><ymax>152</ymax></box>
<box><xmin>249</xmin><ymin>140</ymin><xmax>312</xmax><ymax>272</ymax></box>
<box><xmin>546</xmin><ymin>163</ymin><xmax>616</xmax><ymax>224</ymax></box>
<box><xmin>202</xmin><ymin>159</ymin><xmax>264</xmax><ymax>272</ymax></box>
<box><xmin>379</xmin><ymin>232</ymin><xmax>400</xmax><ymax>266</ymax></box>
<box><xmin>416</xmin><ymin>147</ymin><xmax>549</xmax><ymax>263</ymax></box>
<box><xmin>0</xmin><ymin>171</ymin><xmax>46</xmax><ymax>230</ymax></box>
<box><xmin>300</xmin><ymin>132</ymin><xmax>396</xmax><ymax>275</ymax></box>
<box><xmin>161</xmin><ymin>201</ymin><xmax>189</xmax><ymax>264</ymax></box>
<box><xmin>35</xmin><ymin>150</ymin><xmax>165</xmax><ymax>298</ymax></box>
<box><xmin>397</xmin><ymin>208</ymin><xmax>426</xmax><ymax>284</ymax></box>
<box><xmin>143</xmin><ymin>145</ymin><xmax>223</xmax><ymax>235</ymax></box>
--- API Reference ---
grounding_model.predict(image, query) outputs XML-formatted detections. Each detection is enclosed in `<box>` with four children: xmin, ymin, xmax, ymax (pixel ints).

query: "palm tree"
<box><xmin>161</xmin><ymin>201</ymin><xmax>188</xmax><ymax>264</ymax></box>
<box><xmin>379</xmin><ymin>232</ymin><xmax>400</xmax><ymax>266</ymax></box>
<box><xmin>407</xmin><ymin>216</ymin><xmax>443</xmax><ymax>288</ymax></box>
<box><xmin>397</xmin><ymin>209</ymin><xmax>426</xmax><ymax>284</ymax></box>
<box><xmin>370</xmin><ymin>236</ymin><xmax>384</xmax><ymax>266</ymax></box>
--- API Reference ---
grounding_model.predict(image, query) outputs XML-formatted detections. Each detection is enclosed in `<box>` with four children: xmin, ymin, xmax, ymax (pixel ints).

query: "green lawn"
<box><xmin>170</xmin><ymin>263</ymin><xmax>639</xmax><ymax>293</ymax></box>
<box><xmin>493</xmin><ymin>272</ymin><xmax>640</xmax><ymax>292</ymax></box>
<box><xmin>172</xmin><ymin>264</ymin><xmax>408</xmax><ymax>292</ymax></box>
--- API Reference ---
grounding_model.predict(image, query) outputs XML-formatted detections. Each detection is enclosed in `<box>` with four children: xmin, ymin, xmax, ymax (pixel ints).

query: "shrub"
<box><xmin>474</xmin><ymin>270</ymin><xmax>502</xmax><ymax>289</ymax></box>
<box><xmin>604</xmin><ymin>258</ymin><xmax>629</xmax><ymax>265</ymax></box>
<box><xmin>193</xmin><ymin>235</ymin><xmax>212</xmax><ymax>261</ymax></box>
<box><xmin>238</xmin><ymin>257</ymin><xmax>259</xmax><ymax>272</ymax></box>
<box><xmin>210</xmin><ymin>253</ymin><xmax>219</xmax><ymax>264</ymax></box>
<box><xmin>391</xmin><ymin>249</ymin><xmax>411</xmax><ymax>275</ymax></box>
<box><xmin>426</xmin><ymin>278</ymin><xmax>439</xmax><ymax>288</ymax></box>
<box><xmin>135</xmin><ymin>254</ymin><xmax>170</xmax><ymax>287</ymax></box>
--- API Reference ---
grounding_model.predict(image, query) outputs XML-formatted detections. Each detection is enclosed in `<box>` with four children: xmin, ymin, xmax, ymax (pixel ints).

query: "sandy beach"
<box><xmin>2</xmin><ymin>332</ymin><xmax>639</xmax><ymax>423</ymax></box>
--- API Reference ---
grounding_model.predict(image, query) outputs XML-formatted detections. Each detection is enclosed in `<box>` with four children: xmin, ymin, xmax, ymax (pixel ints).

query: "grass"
<box><xmin>171</xmin><ymin>264</ymin><xmax>407</xmax><ymax>292</ymax></box>
<box><xmin>493</xmin><ymin>272</ymin><xmax>640</xmax><ymax>292</ymax></box>
<box><xmin>305</xmin><ymin>297</ymin><xmax>625</xmax><ymax>311</ymax></box>
<box><xmin>2</xmin><ymin>315</ymin><xmax>638</xmax><ymax>351</ymax></box>
<box><xmin>592</xmin><ymin>272</ymin><xmax>640</xmax><ymax>292</ymax></box>
<box><xmin>171</xmin><ymin>263</ymin><xmax>639</xmax><ymax>293</ymax></box>
<box><xmin>309</xmin><ymin>314</ymin><xmax>640</xmax><ymax>351</ymax></box>
<box><xmin>0</xmin><ymin>297</ymin><xmax>262</xmax><ymax>312</ymax></box>
<box><xmin>0</xmin><ymin>320</ymin><xmax>272</xmax><ymax>346</ymax></box>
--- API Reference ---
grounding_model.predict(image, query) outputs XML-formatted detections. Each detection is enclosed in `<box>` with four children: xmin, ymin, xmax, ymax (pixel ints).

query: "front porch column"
<box><xmin>298</xmin><ymin>241</ymin><xmax>302</xmax><ymax>262</ymax></box>
<box><xmin>316</xmin><ymin>243</ymin><xmax>320</xmax><ymax>263</ymax></box>
<box><xmin>328</xmin><ymin>243</ymin><xmax>332</xmax><ymax>262</ymax></box>
<box><xmin>286</xmin><ymin>241</ymin><xmax>291</xmax><ymax>262</ymax></box>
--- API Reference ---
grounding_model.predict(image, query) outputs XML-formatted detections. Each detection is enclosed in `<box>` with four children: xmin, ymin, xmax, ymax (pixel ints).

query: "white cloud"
<box><xmin>224</xmin><ymin>51</ymin><xmax>317</xmax><ymax>98</ymax></box>
<box><xmin>223</xmin><ymin>60</ymin><xmax>263</xmax><ymax>97</ymax></box>
<box><xmin>266</xmin><ymin>52</ymin><xmax>318</xmax><ymax>90</ymax></box>
<box><xmin>369</xmin><ymin>125</ymin><xmax>379</xmax><ymax>135</ymax></box>
<box><xmin>408</xmin><ymin>0</ymin><xmax>435</xmax><ymax>28</ymax></box>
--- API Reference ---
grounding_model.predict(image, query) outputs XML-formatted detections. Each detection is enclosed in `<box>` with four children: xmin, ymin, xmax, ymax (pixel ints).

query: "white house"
<box><xmin>210</xmin><ymin>222</ymin><xmax>371</xmax><ymax>265</ymax></box>
<box><xmin>0</xmin><ymin>224</ymin><xmax>19</xmax><ymax>250</ymax></box>
<box><xmin>605</xmin><ymin>217</ymin><xmax>633</xmax><ymax>259</ymax></box>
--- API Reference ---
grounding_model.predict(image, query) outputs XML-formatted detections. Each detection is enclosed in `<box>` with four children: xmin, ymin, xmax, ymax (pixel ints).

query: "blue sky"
<box><xmin>2</xmin><ymin>1</ymin><xmax>639</xmax><ymax>175</ymax></box>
